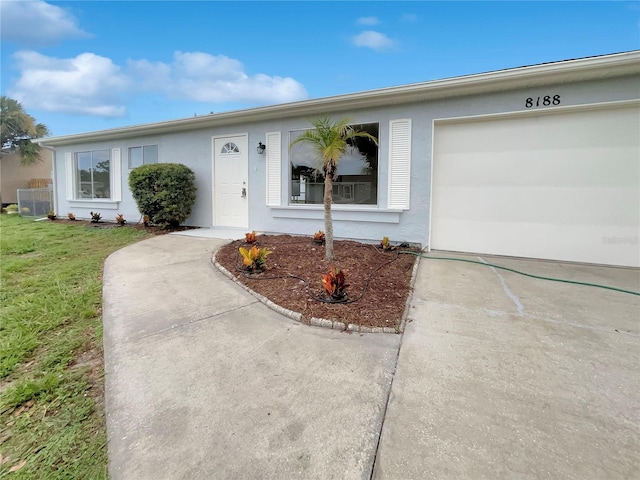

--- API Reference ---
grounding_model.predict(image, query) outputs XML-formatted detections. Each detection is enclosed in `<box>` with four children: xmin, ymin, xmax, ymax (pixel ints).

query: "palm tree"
<box><xmin>290</xmin><ymin>117</ymin><xmax>378</xmax><ymax>260</ymax></box>
<box><xmin>0</xmin><ymin>96</ymin><xmax>50</xmax><ymax>165</ymax></box>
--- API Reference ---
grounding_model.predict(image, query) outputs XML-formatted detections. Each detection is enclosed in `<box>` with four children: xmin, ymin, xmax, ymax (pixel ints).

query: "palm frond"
<box><xmin>1</xmin><ymin>96</ymin><xmax>47</xmax><ymax>163</ymax></box>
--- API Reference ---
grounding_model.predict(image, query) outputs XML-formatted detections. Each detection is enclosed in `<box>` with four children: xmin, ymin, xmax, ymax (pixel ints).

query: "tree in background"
<box><xmin>290</xmin><ymin>117</ymin><xmax>378</xmax><ymax>260</ymax></box>
<box><xmin>0</xmin><ymin>96</ymin><xmax>50</xmax><ymax>165</ymax></box>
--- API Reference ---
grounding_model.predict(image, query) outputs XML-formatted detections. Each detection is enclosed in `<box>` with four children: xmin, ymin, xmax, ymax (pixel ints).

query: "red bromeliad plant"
<box><xmin>313</xmin><ymin>231</ymin><xmax>325</xmax><ymax>245</ymax></box>
<box><xmin>321</xmin><ymin>267</ymin><xmax>349</xmax><ymax>301</ymax></box>
<box><xmin>245</xmin><ymin>231</ymin><xmax>257</xmax><ymax>243</ymax></box>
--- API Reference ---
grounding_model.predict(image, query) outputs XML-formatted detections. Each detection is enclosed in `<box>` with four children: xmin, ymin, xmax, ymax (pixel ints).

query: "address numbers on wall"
<box><xmin>525</xmin><ymin>95</ymin><xmax>561</xmax><ymax>108</ymax></box>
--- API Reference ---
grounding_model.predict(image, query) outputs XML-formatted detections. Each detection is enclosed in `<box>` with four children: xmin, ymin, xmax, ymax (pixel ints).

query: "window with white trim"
<box><xmin>76</xmin><ymin>149</ymin><xmax>111</xmax><ymax>199</ymax></box>
<box><xmin>289</xmin><ymin>122</ymin><xmax>379</xmax><ymax>205</ymax></box>
<box><xmin>129</xmin><ymin>145</ymin><xmax>158</xmax><ymax>168</ymax></box>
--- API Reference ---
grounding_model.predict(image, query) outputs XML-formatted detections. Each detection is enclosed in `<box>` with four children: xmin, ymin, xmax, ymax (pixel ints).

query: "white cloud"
<box><xmin>8</xmin><ymin>50</ymin><xmax>308</xmax><ymax>117</ymax></box>
<box><xmin>0</xmin><ymin>0</ymin><xmax>89</xmax><ymax>46</ymax></box>
<box><xmin>128</xmin><ymin>51</ymin><xmax>308</xmax><ymax>104</ymax></box>
<box><xmin>357</xmin><ymin>16</ymin><xmax>380</xmax><ymax>26</ymax></box>
<box><xmin>400</xmin><ymin>13</ymin><xmax>418</xmax><ymax>22</ymax></box>
<box><xmin>352</xmin><ymin>31</ymin><xmax>396</xmax><ymax>52</ymax></box>
<box><xmin>9</xmin><ymin>51</ymin><xmax>130</xmax><ymax>117</ymax></box>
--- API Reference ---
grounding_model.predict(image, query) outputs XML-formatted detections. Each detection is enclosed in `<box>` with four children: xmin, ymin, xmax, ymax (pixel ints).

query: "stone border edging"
<box><xmin>211</xmin><ymin>246</ymin><xmax>421</xmax><ymax>335</ymax></box>
<box><xmin>398</xmin><ymin>251</ymin><xmax>422</xmax><ymax>332</ymax></box>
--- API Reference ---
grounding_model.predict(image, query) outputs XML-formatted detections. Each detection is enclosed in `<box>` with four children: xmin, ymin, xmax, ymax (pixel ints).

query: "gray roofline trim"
<box><xmin>38</xmin><ymin>50</ymin><xmax>640</xmax><ymax>147</ymax></box>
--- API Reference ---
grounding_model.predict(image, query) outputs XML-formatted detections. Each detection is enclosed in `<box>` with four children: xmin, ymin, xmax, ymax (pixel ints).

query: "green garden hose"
<box><xmin>399</xmin><ymin>251</ymin><xmax>640</xmax><ymax>297</ymax></box>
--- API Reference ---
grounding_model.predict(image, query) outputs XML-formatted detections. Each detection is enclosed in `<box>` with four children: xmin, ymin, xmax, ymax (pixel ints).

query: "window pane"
<box><xmin>143</xmin><ymin>145</ymin><xmax>158</xmax><ymax>164</ymax></box>
<box><xmin>92</xmin><ymin>150</ymin><xmax>110</xmax><ymax>198</ymax></box>
<box><xmin>76</xmin><ymin>151</ymin><xmax>93</xmax><ymax>198</ymax></box>
<box><xmin>290</xmin><ymin>131</ymin><xmax>322</xmax><ymax>204</ymax></box>
<box><xmin>289</xmin><ymin>123</ymin><xmax>378</xmax><ymax>205</ymax></box>
<box><xmin>129</xmin><ymin>146</ymin><xmax>143</xmax><ymax>168</ymax></box>
<box><xmin>222</xmin><ymin>142</ymin><xmax>239</xmax><ymax>153</ymax></box>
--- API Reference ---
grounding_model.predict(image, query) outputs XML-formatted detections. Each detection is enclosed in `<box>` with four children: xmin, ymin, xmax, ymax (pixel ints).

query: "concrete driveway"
<box><xmin>374</xmin><ymin>252</ymin><xmax>639</xmax><ymax>479</ymax></box>
<box><xmin>102</xmin><ymin>234</ymin><xmax>639</xmax><ymax>479</ymax></box>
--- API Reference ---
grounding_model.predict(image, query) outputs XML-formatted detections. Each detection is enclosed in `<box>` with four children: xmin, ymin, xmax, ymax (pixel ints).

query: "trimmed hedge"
<box><xmin>128</xmin><ymin>163</ymin><xmax>197</xmax><ymax>227</ymax></box>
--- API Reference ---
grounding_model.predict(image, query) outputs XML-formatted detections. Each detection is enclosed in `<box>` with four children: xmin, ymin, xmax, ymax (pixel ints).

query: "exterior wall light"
<box><xmin>257</xmin><ymin>141</ymin><xmax>266</xmax><ymax>155</ymax></box>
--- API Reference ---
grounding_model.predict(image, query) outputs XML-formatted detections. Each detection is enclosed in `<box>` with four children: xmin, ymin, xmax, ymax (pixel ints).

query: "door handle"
<box><xmin>241</xmin><ymin>187</ymin><xmax>247</xmax><ymax>198</ymax></box>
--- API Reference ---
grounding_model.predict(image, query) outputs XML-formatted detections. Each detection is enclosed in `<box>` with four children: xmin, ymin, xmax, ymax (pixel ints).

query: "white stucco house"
<box><xmin>39</xmin><ymin>51</ymin><xmax>640</xmax><ymax>267</ymax></box>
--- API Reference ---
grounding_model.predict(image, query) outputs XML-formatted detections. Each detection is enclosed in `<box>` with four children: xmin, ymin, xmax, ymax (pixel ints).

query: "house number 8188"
<box><xmin>525</xmin><ymin>95</ymin><xmax>560</xmax><ymax>108</ymax></box>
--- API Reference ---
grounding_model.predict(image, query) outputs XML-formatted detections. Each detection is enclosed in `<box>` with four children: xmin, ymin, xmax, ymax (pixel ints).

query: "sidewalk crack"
<box><xmin>134</xmin><ymin>301</ymin><xmax>259</xmax><ymax>341</ymax></box>
<box><xmin>478</xmin><ymin>256</ymin><xmax>525</xmax><ymax>316</ymax></box>
<box><xmin>369</xmin><ymin>327</ymin><xmax>406</xmax><ymax>479</ymax></box>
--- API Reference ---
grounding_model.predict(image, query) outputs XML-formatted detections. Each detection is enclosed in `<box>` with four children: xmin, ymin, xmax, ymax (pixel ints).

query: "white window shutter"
<box><xmin>65</xmin><ymin>153</ymin><xmax>74</xmax><ymax>200</ymax></box>
<box><xmin>388</xmin><ymin>119</ymin><xmax>412</xmax><ymax>209</ymax></box>
<box><xmin>265</xmin><ymin>131</ymin><xmax>281</xmax><ymax>206</ymax></box>
<box><xmin>111</xmin><ymin>148</ymin><xmax>122</xmax><ymax>201</ymax></box>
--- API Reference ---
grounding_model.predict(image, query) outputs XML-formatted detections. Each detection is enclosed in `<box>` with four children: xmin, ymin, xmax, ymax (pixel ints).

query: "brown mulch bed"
<box><xmin>215</xmin><ymin>234</ymin><xmax>419</xmax><ymax>330</ymax></box>
<box><xmin>50</xmin><ymin>218</ymin><xmax>197</xmax><ymax>235</ymax></box>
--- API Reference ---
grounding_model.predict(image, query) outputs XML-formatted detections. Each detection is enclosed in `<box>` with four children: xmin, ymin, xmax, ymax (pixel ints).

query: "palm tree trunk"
<box><xmin>324</xmin><ymin>174</ymin><xmax>334</xmax><ymax>261</ymax></box>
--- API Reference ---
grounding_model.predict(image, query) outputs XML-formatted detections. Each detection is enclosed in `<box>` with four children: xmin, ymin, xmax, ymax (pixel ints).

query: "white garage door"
<box><xmin>430</xmin><ymin>102</ymin><xmax>640</xmax><ymax>267</ymax></box>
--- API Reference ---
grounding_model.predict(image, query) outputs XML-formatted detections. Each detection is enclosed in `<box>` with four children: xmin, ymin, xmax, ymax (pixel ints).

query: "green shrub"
<box><xmin>128</xmin><ymin>163</ymin><xmax>197</xmax><ymax>227</ymax></box>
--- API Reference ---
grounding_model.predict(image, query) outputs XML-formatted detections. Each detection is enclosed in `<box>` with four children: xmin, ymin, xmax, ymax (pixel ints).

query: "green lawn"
<box><xmin>0</xmin><ymin>215</ymin><xmax>151</xmax><ymax>478</ymax></box>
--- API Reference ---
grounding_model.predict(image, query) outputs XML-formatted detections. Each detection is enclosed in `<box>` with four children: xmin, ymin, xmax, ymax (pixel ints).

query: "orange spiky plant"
<box><xmin>321</xmin><ymin>267</ymin><xmax>349</xmax><ymax>301</ymax></box>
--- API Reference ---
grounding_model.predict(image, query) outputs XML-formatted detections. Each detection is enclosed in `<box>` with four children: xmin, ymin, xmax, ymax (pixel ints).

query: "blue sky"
<box><xmin>1</xmin><ymin>1</ymin><xmax>638</xmax><ymax>137</ymax></box>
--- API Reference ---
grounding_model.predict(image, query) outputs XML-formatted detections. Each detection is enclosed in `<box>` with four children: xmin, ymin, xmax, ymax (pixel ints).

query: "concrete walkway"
<box><xmin>102</xmin><ymin>234</ymin><xmax>639</xmax><ymax>479</ymax></box>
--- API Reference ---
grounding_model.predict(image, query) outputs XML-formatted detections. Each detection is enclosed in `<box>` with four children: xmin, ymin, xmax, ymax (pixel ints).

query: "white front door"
<box><xmin>213</xmin><ymin>135</ymin><xmax>249</xmax><ymax>228</ymax></box>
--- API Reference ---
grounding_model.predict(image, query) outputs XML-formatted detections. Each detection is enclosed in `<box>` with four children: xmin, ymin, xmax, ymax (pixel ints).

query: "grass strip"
<box><xmin>0</xmin><ymin>215</ymin><xmax>151</xmax><ymax>478</ymax></box>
